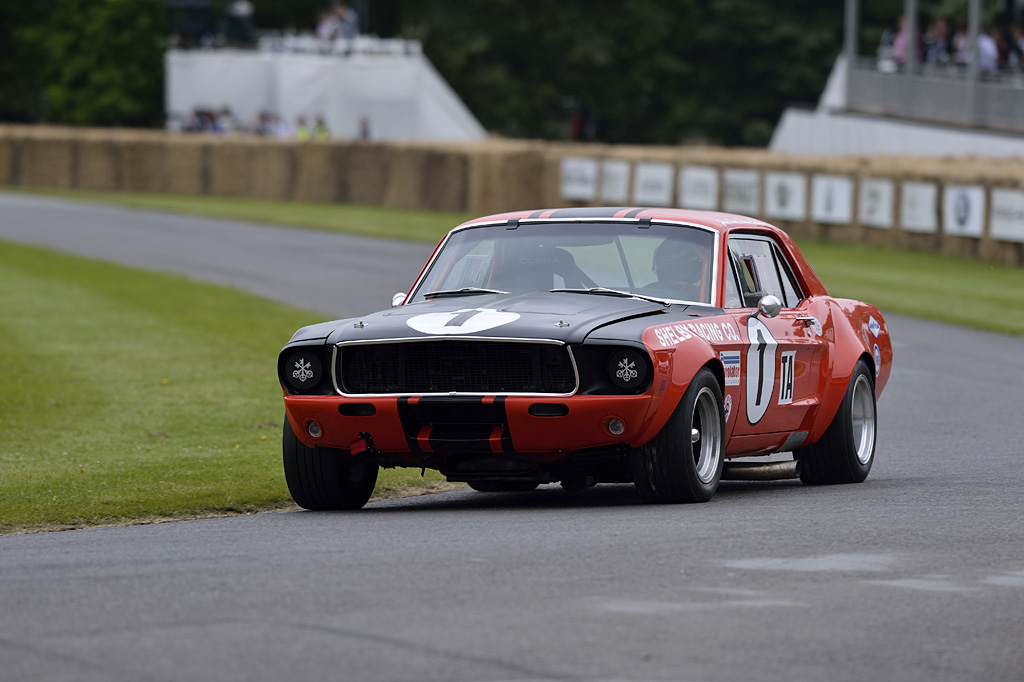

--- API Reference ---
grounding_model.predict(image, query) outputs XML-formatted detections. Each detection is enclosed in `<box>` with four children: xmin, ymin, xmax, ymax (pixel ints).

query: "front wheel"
<box><xmin>796</xmin><ymin>359</ymin><xmax>876</xmax><ymax>485</ymax></box>
<box><xmin>283</xmin><ymin>418</ymin><xmax>379</xmax><ymax>510</ymax></box>
<box><xmin>631</xmin><ymin>368</ymin><xmax>725</xmax><ymax>503</ymax></box>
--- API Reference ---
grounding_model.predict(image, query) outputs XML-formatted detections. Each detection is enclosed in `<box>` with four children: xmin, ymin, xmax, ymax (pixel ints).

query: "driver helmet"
<box><xmin>652</xmin><ymin>237</ymin><xmax>703</xmax><ymax>288</ymax></box>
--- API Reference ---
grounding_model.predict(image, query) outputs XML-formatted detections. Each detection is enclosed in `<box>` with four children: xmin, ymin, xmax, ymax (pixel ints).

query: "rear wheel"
<box><xmin>631</xmin><ymin>368</ymin><xmax>724</xmax><ymax>503</ymax></box>
<box><xmin>467</xmin><ymin>481</ymin><xmax>540</xmax><ymax>492</ymax></box>
<box><xmin>796</xmin><ymin>360</ymin><xmax>876</xmax><ymax>485</ymax></box>
<box><xmin>283</xmin><ymin>418</ymin><xmax>378</xmax><ymax>510</ymax></box>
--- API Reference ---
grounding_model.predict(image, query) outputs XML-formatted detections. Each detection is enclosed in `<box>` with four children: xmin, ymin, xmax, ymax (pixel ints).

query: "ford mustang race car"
<box><xmin>278</xmin><ymin>207</ymin><xmax>892</xmax><ymax>510</ymax></box>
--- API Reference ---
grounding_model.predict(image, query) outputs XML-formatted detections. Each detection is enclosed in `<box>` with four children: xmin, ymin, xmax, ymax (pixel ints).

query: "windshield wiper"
<box><xmin>549</xmin><ymin>287</ymin><xmax>672</xmax><ymax>306</ymax></box>
<box><xmin>423</xmin><ymin>287</ymin><xmax>510</xmax><ymax>299</ymax></box>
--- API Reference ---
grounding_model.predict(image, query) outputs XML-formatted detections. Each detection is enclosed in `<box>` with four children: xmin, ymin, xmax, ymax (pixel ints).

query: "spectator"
<box><xmin>358</xmin><ymin>116</ymin><xmax>372</xmax><ymax>140</ymax></box>
<box><xmin>924</xmin><ymin>16</ymin><xmax>950</xmax><ymax>65</ymax></box>
<box><xmin>271</xmin><ymin>114</ymin><xmax>294</xmax><ymax>139</ymax></box>
<box><xmin>313</xmin><ymin>116</ymin><xmax>330</xmax><ymax>140</ymax></box>
<box><xmin>316</xmin><ymin>8</ymin><xmax>340</xmax><ymax>45</ymax></box>
<box><xmin>296</xmin><ymin>116</ymin><xmax>312</xmax><ymax>141</ymax></box>
<box><xmin>953</xmin><ymin>20</ymin><xmax>971</xmax><ymax>65</ymax></box>
<box><xmin>216</xmin><ymin>106</ymin><xmax>241</xmax><ymax>135</ymax></box>
<box><xmin>1009</xmin><ymin>24</ymin><xmax>1024</xmax><ymax>69</ymax></box>
<box><xmin>892</xmin><ymin>15</ymin><xmax>910</xmax><ymax>64</ymax></box>
<box><xmin>978</xmin><ymin>25</ymin><xmax>1000</xmax><ymax>74</ymax></box>
<box><xmin>335</xmin><ymin>2</ymin><xmax>359</xmax><ymax>40</ymax></box>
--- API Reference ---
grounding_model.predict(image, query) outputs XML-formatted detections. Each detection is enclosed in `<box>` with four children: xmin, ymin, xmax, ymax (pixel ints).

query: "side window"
<box><xmin>728</xmin><ymin>237</ymin><xmax>787</xmax><ymax>308</ymax></box>
<box><xmin>723</xmin><ymin>257</ymin><xmax>742</xmax><ymax>308</ymax></box>
<box><xmin>771</xmin><ymin>244</ymin><xmax>804</xmax><ymax>307</ymax></box>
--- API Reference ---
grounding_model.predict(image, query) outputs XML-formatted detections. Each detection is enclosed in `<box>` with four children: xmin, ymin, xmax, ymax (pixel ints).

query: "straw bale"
<box><xmin>0</xmin><ymin>137</ymin><xmax>15</xmax><ymax>186</ymax></box>
<box><xmin>467</xmin><ymin>148</ymin><xmax>546</xmax><ymax>214</ymax></box>
<box><xmin>344</xmin><ymin>143</ymin><xmax>390</xmax><ymax>205</ymax></box>
<box><xmin>294</xmin><ymin>143</ymin><xmax>340</xmax><ymax>202</ymax></box>
<box><xmin>120</xmin><ymin>140</ymin><xmax>168</xmax><ymax>193</ymax></box>
<box><xmin>76</xmin><ymin>139</ymin><xmax>121</xmax><ymax>192</ymax></box>
<box><xmin>420</xmin><ymin>149</ymin><xmax>469</xmax><ymax>212</ymax></box>
<box><xmin>162</xmin><ymin>140</ymin><xmax>207</xmax><ymax>195</ymax></box>
<box><xmin>19</xmin><ymin>136</ymin><xmax>76</xmax><ymax>189</ymax></box>
<box><xmin>940</xmin><ymin>234</ymin><xmax>981</xmax><ymax>259</ymax></box>
<box><xmin>249</xmin><ymin>141</ymin><xmax>295</xmax><ymax>200</ymax></box>
<box><xmin>382</xmin><ymin>146</ymin><xmax>426</xmax><ymax>210</ymax></box>
<box><xmin>208</xmin><ymin>141</ymin><xmax>252</xmax><ymax>197</ymax></box>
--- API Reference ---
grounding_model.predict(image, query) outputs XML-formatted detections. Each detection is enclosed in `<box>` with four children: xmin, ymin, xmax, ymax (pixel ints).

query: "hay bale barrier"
<box><xmin>0</xmin><ymin>124</ymin><xmax>1022</xmax><ymax>266</ymax></box>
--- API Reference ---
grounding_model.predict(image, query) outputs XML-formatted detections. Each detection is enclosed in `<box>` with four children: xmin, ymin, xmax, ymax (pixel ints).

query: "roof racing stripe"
<box><xmin>622</xmin><ymin>208</ymin><xmax>647</xmax><ymax>218</ymax></box>
<box><xmin>528</xmin><ymin>209</ymin><xmax>547</xmax><ymax>219</ymax></box>
<box><xmin>546</xmin><ymin>207</ymin><xmax>635</xmax><ymax>219</ymax></box>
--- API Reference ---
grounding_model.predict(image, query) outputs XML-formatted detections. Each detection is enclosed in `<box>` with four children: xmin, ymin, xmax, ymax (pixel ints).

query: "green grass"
<box><xmin>0</xmin><ymin>241</ymin><xmax>451</xmax><ymax>534</ymax></box>
<box><xmin>16</xmin><ymin>188</ymin><xmax>1024</xmax><ymax>335</ymax></box>
<box><xmin>19</xmin><ymin>188</ymin><xmax>473</xmax><ymax>243</ymax></box>
<box><xmin>799</xmin><ymin>241</ymin><xmax>1024</xmax><ymax>336</ymax></box>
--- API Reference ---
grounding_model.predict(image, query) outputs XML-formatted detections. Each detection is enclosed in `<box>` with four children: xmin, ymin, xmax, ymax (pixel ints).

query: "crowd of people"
<box><xmin>880</xmin><ymin>13</ymin><xmax>1024</xmax><ymax>75</ymax></box>
<box><xmin>178</xmin><ymin>108</ymin><xmax>376</xmax><ymax>142</ymax></box>
<box><xmin>315</xmin><ymin>3</ymin><xmax>360</xmax><ymax>47</ymax></box>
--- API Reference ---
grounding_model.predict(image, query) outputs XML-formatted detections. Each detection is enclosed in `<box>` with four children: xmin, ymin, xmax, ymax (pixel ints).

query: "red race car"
<box><xmin>278</xmin><ymin>207</ymin><xmax>892</xmax><ymax>509</ymax></box>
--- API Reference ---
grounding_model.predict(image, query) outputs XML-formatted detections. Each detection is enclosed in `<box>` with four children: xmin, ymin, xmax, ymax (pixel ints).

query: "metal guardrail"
<box><xmin>847</xmin><ymin>60</ymin><xmax>1024</xmax><ymax>134</ymax></box>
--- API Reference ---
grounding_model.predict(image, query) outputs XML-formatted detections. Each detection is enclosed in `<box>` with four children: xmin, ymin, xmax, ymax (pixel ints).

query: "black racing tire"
<box><xmin>630</xmin><ymin>368</ymin><xmax>725</xmax><ymax>503</ymax></box>
<box><xmin>283</xmin><ymin>418</ymin><xmax>379</xmax><ymax>510</ymax></box>
<box><xmin>796</xmin><ymin>359</ymin><xmax>876</xmax><ymax>485</ymax></box>
<box><xmin>467</xmin><ymin>481</ymin><xmax>540</xmax><ymax>493</ymax></box>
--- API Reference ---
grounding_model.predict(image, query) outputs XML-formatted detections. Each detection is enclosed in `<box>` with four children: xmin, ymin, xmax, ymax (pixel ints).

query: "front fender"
<box><xmin>632</xmin><ymin>322</ymin><xmax>721</xmax><ymax>447</ymax></box>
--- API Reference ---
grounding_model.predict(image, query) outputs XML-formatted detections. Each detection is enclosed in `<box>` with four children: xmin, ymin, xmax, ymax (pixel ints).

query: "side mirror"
<box><xmin>391</xmin><ymin>292</ymin><xmax>407</xmax><ymax>308</ymax></box>
<box><xmin>751</xmin><ymin>294</ymin><xmax>782</xmax><ymax>320</ymax></box>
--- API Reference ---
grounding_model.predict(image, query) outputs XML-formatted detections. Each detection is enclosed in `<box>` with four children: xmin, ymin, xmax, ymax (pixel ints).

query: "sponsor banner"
<box><xmin>678</xmin><ymin>165</ymin><xmax>719</xmax><ymax>210</ymax></box>
<box><xmin>990</xmin><ymin>188</ymin><xmax>1024</xmax><ymax>242</ymax></box>
<box><xmin>632</xmin><ymin>162</ymin><xmax>674</xmax><ymax>206</ymax></box>
<box><xmin>901</xmin><ymin>181</ymin><xmax>939</xmax><ymax>233</ymax></box>
<box><xmin>720</xmin><ymin>351</ymin><xmax>741</xmax><ymax>386</ymax></box>
<box><xmin>811</xmin><ymin>174</ymin><xmax>854</xmax><ymax>224</ymax></box>
<box><xmin>723</xmin><ymin>169</ymin><xmax>760</xmax><ymax>214</ymax></box>
<box><xmin>652</xmin><ymin>320</ymin><xmax>742</xmax><ymax>348</ymax></box>
<box><xmin>942</xmin><ymin>185</ymin><xmax>985</xmax><ymax>237</ymax></box>
<box><xmin>764</xmin><ymin>172</ymin><xmax>807</xmax><ymax>221</ymax></box>
<box><xmin>859</xmin><ymin>177</ymin><xmax>895</xmax><ymax>229</ymax></box>
<box><xmin>600</xmin><ymin>159</ymin><xmax>631</xmax><ymax>204</ymax></box>
<box><xmin>559</xmin><ymin>156</ymin><xmax>599</xmax><ymax>202</ymax></box>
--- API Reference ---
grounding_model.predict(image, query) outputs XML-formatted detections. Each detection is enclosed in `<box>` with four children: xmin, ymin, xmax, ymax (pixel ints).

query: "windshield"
<box><xmin>410</xmin><ymin>221</ymin><xmax>717</xmax><ymax>305</ymax></box>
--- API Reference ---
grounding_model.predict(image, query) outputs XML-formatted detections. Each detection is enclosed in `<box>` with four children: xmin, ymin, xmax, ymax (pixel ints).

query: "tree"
<box><xmin>14</xmin><ymin>0</ymin><xmax>166</xmax><ymax>127</ymax></box>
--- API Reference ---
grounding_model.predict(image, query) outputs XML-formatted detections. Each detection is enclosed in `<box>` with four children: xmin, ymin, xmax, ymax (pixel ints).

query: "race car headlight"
<box><xmin>283</xmin><ymin>350</ymin><xmax>324</xmax><ymax>393</ymax></box>
<box><xmin>607</xmin><ymin>348</ymin><xmax>649</xmax><ymax>391</ymax></box>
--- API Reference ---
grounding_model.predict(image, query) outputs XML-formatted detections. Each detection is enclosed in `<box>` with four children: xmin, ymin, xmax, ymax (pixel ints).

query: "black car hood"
<box><xmin>321</xmin><ymin>292</ymin><xmax>670</xmax><ymax>345</ymax></box>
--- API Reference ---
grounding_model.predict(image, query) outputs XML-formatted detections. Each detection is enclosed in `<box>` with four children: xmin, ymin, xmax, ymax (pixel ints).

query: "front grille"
<box><xmin>338</xmin><ymin>340</ymin><xmax>576</xmax><ymax>394</ymax></box>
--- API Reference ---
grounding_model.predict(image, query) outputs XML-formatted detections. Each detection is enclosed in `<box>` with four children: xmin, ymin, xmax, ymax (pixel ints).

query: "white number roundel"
<box><xmin>745</xmin><ymin>317</ymin><xmax>778</xmax><ymax>425</ymax></box>
<box><xmin>406</xmin><ymin>308</ymin><xmax>520</xmax><ymax>335</ymax></box>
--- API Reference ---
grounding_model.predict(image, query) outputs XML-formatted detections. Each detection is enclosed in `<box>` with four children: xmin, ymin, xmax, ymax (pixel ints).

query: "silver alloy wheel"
<box><xmin>692</xmin><ymin>386</ymin><xmax>722</xmax><ymax>484</ymax></box>
<box><xmin>851</xmin><ymin>374</ymin><xmax>876</xmax><ymax>465</ymax></box>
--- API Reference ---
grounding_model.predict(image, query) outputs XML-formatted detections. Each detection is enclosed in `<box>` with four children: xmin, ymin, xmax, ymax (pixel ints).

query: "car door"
<box><xmin>725</xmin><ymin>234</ymin><xmax>830</xmax><ymax>437</ymax></box>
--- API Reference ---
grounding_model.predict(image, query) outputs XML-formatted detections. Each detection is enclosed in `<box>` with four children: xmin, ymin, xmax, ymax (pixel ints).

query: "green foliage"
<box><xmin>9</xmin><ymin>0</ymin><xmax>166</xmax><ymax>127</ymax></box>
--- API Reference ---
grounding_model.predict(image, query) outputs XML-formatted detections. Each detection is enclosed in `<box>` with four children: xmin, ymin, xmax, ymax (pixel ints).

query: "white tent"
<box><xmin>165</xmin><ymin>44</ymin><xmax>486</xmax><ymax>141</ymax></box>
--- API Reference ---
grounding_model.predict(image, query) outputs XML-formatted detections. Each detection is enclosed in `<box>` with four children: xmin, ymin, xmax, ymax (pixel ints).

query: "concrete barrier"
<box><xmin>1</xmin><ymin>124</ymin><xmax>1021</xmax><ymax>266</ymax></box>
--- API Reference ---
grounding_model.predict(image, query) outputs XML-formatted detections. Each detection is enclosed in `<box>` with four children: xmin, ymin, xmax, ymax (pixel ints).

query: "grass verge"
<box><xmin>15</xmin><ymin>188</ymin><xmax>1024</xmax><ymax>335</ymax></box>
<box><xmin>0</xmin><ymin>240</ymin><xmax>453</xmax><ymax>535</ymax></box>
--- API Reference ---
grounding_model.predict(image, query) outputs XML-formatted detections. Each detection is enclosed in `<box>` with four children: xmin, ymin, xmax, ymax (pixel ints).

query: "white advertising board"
<box><xmin>764</xmin><ymin>172</ymin><xmax>807</xmax><ymax>221</ymax></box>
<box><xmin>901</xmin><ymin>181</ymin><xmax>939</xmax><ymax>233</ymax></box>
<box><xmin>632</xmin><ymin>162</ymin><xmax>674</xmax><ymax>206</ymax></box>
<box><xmin>723</xmin><ymin>169</ymin><xmax>760</xmax><ymax>214</ymax></box>
<box><xmin>990</xmin><ymin>188</ymin><xmax>1024</xmax><ymax>242</ymax></box>
<box><xmin>858</xmin><ymin>177</ymin><xmax>895</xmax><ymax>229</ymax></box>
<box><xmin>600</xmin><ymin>160</ymin><xmax>631</xmax><ymax>204</ymax></box>
<box><xmin>677</xmin><ymin>165</ymin><xmax>718</xmax><ymax>210</ymax></box>
<box><xmin>811</xmin><ymin>174</ymin><xmax>854</xmax><ymax>224</ymax></box>
<box><xmin>559</xmin><ymin>156</ymin><xmax>599</xmax><ymax>202</ymax></box>
<box><xmin>942</xmin><ymin>185</ymin><xmax>986</xmax><ymax>237</ymax></box>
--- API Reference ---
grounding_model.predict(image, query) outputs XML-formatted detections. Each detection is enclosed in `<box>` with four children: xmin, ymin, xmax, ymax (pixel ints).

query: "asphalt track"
<box><xmin>1</xmin><ymin>191</ymin><xmax>1023</xmax><ymax>682</ymax></box>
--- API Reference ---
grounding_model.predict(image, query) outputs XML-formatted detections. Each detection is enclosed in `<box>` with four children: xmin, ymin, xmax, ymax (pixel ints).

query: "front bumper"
<box><xmin>283</xmin><ymin>393</ymin><xmax>655</xmax><ymax>463</ymax></box>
